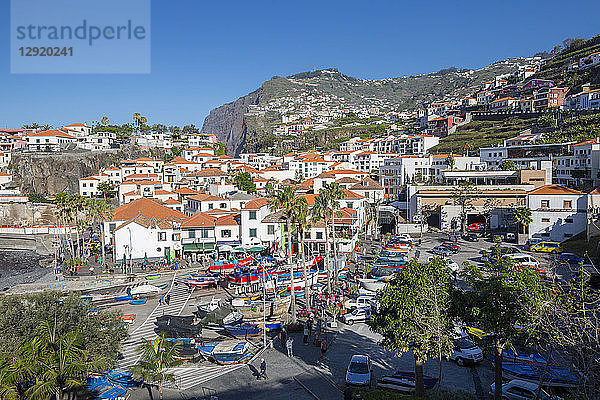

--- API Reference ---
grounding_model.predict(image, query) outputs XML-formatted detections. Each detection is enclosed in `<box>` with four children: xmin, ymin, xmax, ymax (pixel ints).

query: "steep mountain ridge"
<box><xmin>201</xmin><ymin>60</ymin><xmax>530</xmax><ymax>154</ymax></box>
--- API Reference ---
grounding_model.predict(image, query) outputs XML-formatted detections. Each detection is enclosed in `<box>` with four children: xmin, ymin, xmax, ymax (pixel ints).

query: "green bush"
<box><xmin>356</xmin><ymin>389</ymin><xmax>478</xmax><ymax>400</ymax></box>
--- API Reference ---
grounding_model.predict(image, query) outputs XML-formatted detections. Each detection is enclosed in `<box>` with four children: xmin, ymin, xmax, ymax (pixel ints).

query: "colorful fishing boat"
<box><xmin>211</xmin><ymin>341</ymin><xmax>253</xmax><ymax>365</ymax></box>
<box><xmin>187</xmin><ymin>274</ymin><xmax>219</xmax><ymax>288</ymax></box>
<box><xmin>196</xmin><ymin>297</ymin><xmax>221</xmax><ymax>318</ymax></box>
<box><xmin>114</xmin><ymin>294</ymin><xmax>133</xmax><ymax>302</ymax></box>
<box><xmin>224</xmin><ymin>323</ymin><xmax>262</xmax><ymax>337</ymax></box>
<box><xmin>209</xmin><ymin>260</ymin><xmax>237</xmax><ymax>272</ymax></box>
<box><xmin>501</xmin><ymin>362</ymin><xmax>579</xmax><ymax>388</ymax></box>
<box><xmin>226</xmin><ymin>266</ymin><xmax>277</xmax><ymax>285</ymax></box>
<box><xmin>489</xmin><ymin>349</ymin><xmax>555</xmax><ymax>366</ymax></box>
<box><xmin>377</xmin><ymin>371</ymin><xmax>438</xmax><ymax>393</ymax></box>
<box><xmin>358</xmin><ymin>277</ymin><xmax>387</xmax><ymax>292</ymax></box>
<box><xmin>129</xmin><ymin>299</ymin><xmax>147</xmax><ymax>305</ymax></box>
<box><xmin>145</xmin><ymin>273</ymin><xmax>161</xmax><ymax>280</ymax></box>
<box><xmin>118</xmin><ymin>314</ymin><xmax>136</xmax><ymax>324</ymax></box>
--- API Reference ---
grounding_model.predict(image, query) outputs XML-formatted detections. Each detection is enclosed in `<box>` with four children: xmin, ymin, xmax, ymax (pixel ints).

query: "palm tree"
<box><xmin>88</xmin><ymin>199</ymin><xmax>113</xmax><ymax>270</ymax></box>
<box><xmin>292</xmin><ymin>197</ymin><xmax>312</xmax><ymax>304</ymax></box>
<box><xmin>131</xmin><ymin>336</ymin><xmax>182</xmax><ymax>400</ymax></box>
<box><xmin>269</xmin><ymin>186</ymin><xmax>302</xmax><ymax>322</ymax></box>
<box><xmin>513</xmin><ymin>206</ymin><xmax>532</xmax><ymax>235</ymax></box>
<box><xmin>17</xmin><ymin>319</ymin><xmax>90</xmax><ymax>400</ymax></box>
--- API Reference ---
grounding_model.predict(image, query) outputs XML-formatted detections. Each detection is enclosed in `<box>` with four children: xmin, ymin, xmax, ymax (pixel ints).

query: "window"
<box><xmin>82</xmin><ymin>192</ymin><xmax>87</xmax><ymax>196</ymax></box>
<box><xmin>208</xmin><ymin>203</ymin><xmax>213</xmax><ymax>210</ymax></box>
<box><xmin>316</xmin><ymin>232</ymin><xmax>323</xmax><ymax>239</ymax></box>
<box><xmin>541</xmin><ymin>200</ymin><xmax>550</xmax><ymax>208</ymax></box>
<box><xmin>565</xmin><ymin>218</ymin><xmax>574</xmax><ymax>223</ymax></box>
<box><xmin>158</xmin><ymin>232</ymin><xmax>167</xmax><ymax>241</ymax></box>
<box><xmin>109</xmin><ymin>223</ymin><xmax>116</xmax><ymax>232</ymax></box>
<box><xmin>267</xmin><ymin>225</ymin><xmax>275</xmax><ymax>235</ymax></box>
<box><xmin>563</xmin><ymin>200</ymin><xmax>572</xmax><ymax>209</ymax></box>
<box><xmin>305</xmin><ymin>232</ymin><xmax>311</xmax><ymax>239</ymax></box>
<box><xmin>249</xmin><ymin>210</ymin><xmax>257</xmax><ymax>220</ymax></box>
<box><xmin>221</xmin><ymin>229</ymin><xmax>231</xmax><ymax>238</ymax></box>
<box><xmin>83</xmin><ymin>183</ymin><xmax>87</xmax><ymax>187</ymax></box>
<box><xmin>541</xmin><ymin>218</ymin><xmax>550</xmax><ymax>223</ymax></box>
<box><xmin>249</xmin><ymin>228</ymin><xmax>257</xmax><ymax>238</ymax></box>
<box><xmin>220</xmin><ymin>203</ymin><xmax>227</xmax><ymax>209</ymax></box>
<box><xmin>200</xmin><ymin>229</ymin><xmax>209</xmax><ymax>238</ymax></box>
<box><xmin>189</xmin><ymin>230</ymin><xmax>196</xmax><ymax>239</ymax></box>
<box><xmin>346</xmin><ymin>202</ymin><xmax>353</xmax><ymax>209</ymax></box>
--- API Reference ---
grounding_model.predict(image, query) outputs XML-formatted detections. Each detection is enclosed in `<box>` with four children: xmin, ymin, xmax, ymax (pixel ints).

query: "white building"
<box><xmin>527</xmin><ymin>185</ymin><xmax>588</xmax><ymax>242</ymax></box>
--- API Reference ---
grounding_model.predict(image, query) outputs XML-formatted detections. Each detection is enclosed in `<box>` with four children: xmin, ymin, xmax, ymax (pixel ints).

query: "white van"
<box><xmin>503</xmin><ymin>253</ymin><xmax>539</xmax><ymax>268</ymax></box>
<box><xmin>449</xmin><ymin>337</ymin><xmax>484</xmax><ymax>366</ymax></box>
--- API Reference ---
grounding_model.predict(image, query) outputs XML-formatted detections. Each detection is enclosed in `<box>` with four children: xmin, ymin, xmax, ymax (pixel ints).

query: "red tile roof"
<box><xmin>111</xmin><ymin>197</ymin><xmax>186</xmax><ymax>221</ymax></box>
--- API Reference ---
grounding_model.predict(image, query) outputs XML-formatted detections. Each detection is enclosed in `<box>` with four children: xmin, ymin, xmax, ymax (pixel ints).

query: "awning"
<box><xmin>232</xmin><ymin>246</ymin><xmax>265</xmax><ymax>253</ymax></box>
<box><xmin>183</xmin><ymin>243</ymin><xmax>216</xmax><ymax>253</ymax></box>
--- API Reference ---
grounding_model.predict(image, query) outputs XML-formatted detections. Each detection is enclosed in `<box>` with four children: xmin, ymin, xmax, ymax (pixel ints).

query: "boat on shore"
<box><xmin>377</xmin><ymin>371</ymin><xmax>438</xmax><ymax>393</ymax></box>
<box><xmin>358</xmin><ymin>278</ymin><xmax>387</xmax><ymax>292</ymax></box>
<box><xmin>224</xmin><ymin>323</ymin><xmax>262</xmax><ymax>337</ymax></box>
<box><xmin>501</xmin><ymin>362</ymin><xmax>579</xmax><ymax>388</ymax></box>
<box><xmin>198</xmin><ymin>341</ymin><xmax>253</xmax><ymax>365</ymax></box>
<box><xmin>145</xmin><ymin>273</ymin><xmax>161</xmax><ymax>280</ymax></box>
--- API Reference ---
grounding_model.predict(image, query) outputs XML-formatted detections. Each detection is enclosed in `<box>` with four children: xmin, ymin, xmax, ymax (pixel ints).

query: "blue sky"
<box><xmin>0</xmin><ymin>0</ymin><xmax>599</xmax><ymax>129</ymax></box>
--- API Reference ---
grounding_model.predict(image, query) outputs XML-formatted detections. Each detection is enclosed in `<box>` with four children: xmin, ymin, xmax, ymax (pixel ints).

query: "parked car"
<box><xmin>504</xmin><ymin>232</ymin><xmax>516</xmax><ymax>242</ymax></box>
<box><xmin>342</xmin><ymin>308</ymin><xmax>371</xmax><ymax>325</ymax></box>
<box><xmin>525</xmin><ymin>238</ymin><xmax>543</xmax><ymax>250</ymax></box>
<box><xmin>345</xmin><ymin>354</ymin><xmax>373</xmax><ymax>387</ymax></box>
<box><xmin>463</xmin><ymin>233</ymin><xmax>478</xmax><ymax>242</ymax></box>
<box><xmin>559</xmin><ymin>253</ymin><xmax>584</xmax><ymax>264</ymax></box>
<box><xmin>344</xmin><ymin>296</ymin><xmax>375</xmax><ymax>311</ymax></box>
<box><xmin>431</xmin><ymin>246</ymin><xmax>453</xmax><ymax>256</ymax></box>
<box><xmin>449</xmin><ymin>338</ymin><xmax>483</xmax><ymax>366</ymax></box>
<box><xmin>489</xmin><ymin>379</ymin><xmax>558</xmax><ymax>400</ymax></box>
<box><xmin>427</xmin><ymin>256</ymin><xmax>459</xmax><ymax>272</ymax></box>
<box><xmin>441</xmin><ymin>242</ymin><xmax>461</xmax><ymax>253</ymax></box>
<box><xmin>530</xmin><ymin>241</ymin><xmax>562</xmax><ymax>254</ymax></box>
<box><xmin>466</xmin><ymin>223</ymin><xmax>485</xmax><ymax>232</ymax></box>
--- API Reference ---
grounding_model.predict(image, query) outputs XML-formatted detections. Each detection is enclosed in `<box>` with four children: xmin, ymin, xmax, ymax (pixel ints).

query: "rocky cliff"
<box><xmin>9</xmin><ymin>146</ymin><xmax>147</xmax><ymax>195</ymax></box>
<box><xmin>201</xmin><ymin>88</ymin><xmax>262</xmax><ymax>156</ymax></box>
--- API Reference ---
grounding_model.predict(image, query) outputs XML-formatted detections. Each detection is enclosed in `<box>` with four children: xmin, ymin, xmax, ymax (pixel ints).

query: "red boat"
<box><xmin>209</xmin><ymin>260</ymin><xmax>236</xmax><ymax>272</ymax></box>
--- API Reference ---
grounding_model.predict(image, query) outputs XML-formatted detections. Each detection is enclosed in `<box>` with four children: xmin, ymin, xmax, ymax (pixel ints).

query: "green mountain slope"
<box><xmin>202</xmin><ymin>61</ymin><xmax>530</xmax><ymax>155</ymax></box>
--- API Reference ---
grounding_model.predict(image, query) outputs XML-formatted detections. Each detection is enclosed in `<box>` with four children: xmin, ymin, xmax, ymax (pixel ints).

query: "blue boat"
<box><xmin>224</xmin><ymin>323</ymin><xmax>262</xmax><ymax>337</ymax></box>
<box><xmin>106</xmin><ymin>370</ymin><xmax>137</xmax><ymax>388</ymax></box>
<box><xmin>198</xmin><ymin>342</ymin><xmax>219</xmax><ymax>357</ymax></box>
<box><xmin>114</xmin><ymin>294</ymin><xmax>132</xmax><ymax>302</ymax></box>
<box><xmin>377</xmin><ymin>371</ymin><xmax>438</xmax><ymax>393</ymax></box>
<box><xmin>213</xmin><ymin>341</ymin><xmax>252</xmax><ymax>365</ymax></box>
<box><xmin>502</xmin><ymin>362</ymin><xmax>579</xmax><ymax>388</ymax></box>
<box><xmin>489</xmin><ymin>349</ymin><xmax>554</xmax><ymax>366</ymax></box>
<box><xmin>129</xmin><ymin>299</ymin><xmax>147</xmax><ymax>305</ymax></box>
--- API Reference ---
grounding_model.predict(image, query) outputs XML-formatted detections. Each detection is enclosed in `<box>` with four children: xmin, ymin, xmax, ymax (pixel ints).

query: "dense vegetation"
<box><xmin>430</xmin><ymin>118</ymin><xmax>537</xmax><ymax>154</ymax></box>
<box><xmin>0</xmin><ymin>291</ymin><xmax>127</xmax><ymax>369</ymax></box>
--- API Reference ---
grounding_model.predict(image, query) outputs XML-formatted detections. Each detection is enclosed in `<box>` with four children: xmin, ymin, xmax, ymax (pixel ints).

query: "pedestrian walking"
<box><xmin>280</xmin><ymin>327</ymin><xmax>287</xmax><ymax>350</ymax></box>
<box><xmin>286</xmin><ymin>337</ymin><xmax>294</xmax><ymax>357</ymax></box>
<box><xmin>166</xmin><ymin>294</ymin><xmax>171</xmax><ymax>305</ymax></box>
<box><xmin>159</xmin><ymin>295</ymin><xmax>164</xmax><ymax>305</ymax></box>
<box><xmin>259</xmin><ymin>358</ymin><xmax>267</xmax><ymax>380</ymax></box>
<box><xmin>303</xmin><ymin>325</ymin><xmax>309</xmax><ymax>344</ymax></box>
<box><xmin>320</xmin><ymin>339</ymin><xmax>328</xmax><ymax>362</ymax></box>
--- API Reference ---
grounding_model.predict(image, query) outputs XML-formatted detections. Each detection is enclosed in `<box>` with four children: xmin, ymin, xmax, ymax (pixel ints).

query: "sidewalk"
<box><xmin>172</xmin><ymin>329</ymin><xmax>343</xmax><ymax>400</ymax></box>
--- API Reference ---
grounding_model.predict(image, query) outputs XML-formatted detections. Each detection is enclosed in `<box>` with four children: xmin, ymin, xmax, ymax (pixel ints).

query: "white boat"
<box><xmin>358</xmin><ymin>278</ymin><xmax>387</xmax><ymax>292</ymax></box>
<box><xmin>130</xmin><ymin>284</ymin><xmax>161</xmax><ymax>295</ymax></box>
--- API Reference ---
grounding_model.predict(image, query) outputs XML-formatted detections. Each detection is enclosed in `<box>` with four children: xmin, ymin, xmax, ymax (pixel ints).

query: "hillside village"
<box><xmin>0</xmin><ymin>39</ymin><xmax>597</xmax><ymax>263</ymax></box>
